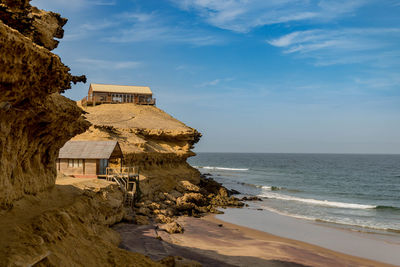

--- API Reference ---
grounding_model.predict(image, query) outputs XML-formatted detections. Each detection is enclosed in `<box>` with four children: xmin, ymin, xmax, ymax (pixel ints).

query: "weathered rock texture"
<box><xmin>74</xmin><ymin>103</ymin><xmax>243</xmax><ymax>227</ymax></box>
<box><xmin>74</xmin><ymin>103</ymin><xmax>202</xmax><ymax>198</ymax></box>
<box><xmin>0</xmin><ymin>178</ymin><xmax>159</xmax><ymax>266</ymax></box>
<box><xmin>0</xmin><ymin>0</ymin><xmax>89</xmax><ymax>208</ymax></box>
<box><xmin>0</xmin><ymin>1</ymin><xmax>161</xmax><ymax>266</ymax></box>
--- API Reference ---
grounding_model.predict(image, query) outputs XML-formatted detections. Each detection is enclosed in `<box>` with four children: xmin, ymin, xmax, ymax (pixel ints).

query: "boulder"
<box><xmin>135</xmin><ymin>206</ymin><xmax>152</xmax><ymax>216</ymax></box>
<box><xmin>180</xmin><ymin>193</ymin><xmax>207</xmax><ymax>206</ymax></box>
<box><xmin>179</xmin><ymin>180</ymin><xmax>200</xmax><ymax>192</ymax></box>
<box><xmin>240</xmin><ymin>196</ymin><xmax>262</xmax><ymax>201</ymax></box>
<box><xmin>159</xmin><ymin>222</ymin><xmax>184</xmax><ymax>234</ymax></box>
<box><xmin>135</xmin><ymin>215</ymin><xmax>150</xmax><ymax>225</ymax></box>
<box><xmin>155</xmin><ymin>214</ymin><xmax>174</xmax><ymax>224</ymax></box>
<box><xmin>159</xmin><ymin>256</ymin><xmax>202</xmax><ymax>267</ymax></box>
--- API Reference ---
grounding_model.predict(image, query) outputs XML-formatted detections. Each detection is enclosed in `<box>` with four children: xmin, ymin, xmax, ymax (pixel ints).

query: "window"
<box><xmin>68</xmin><ymin>159</ymin><xmax>83</xmax><ymax>168</ymax></box>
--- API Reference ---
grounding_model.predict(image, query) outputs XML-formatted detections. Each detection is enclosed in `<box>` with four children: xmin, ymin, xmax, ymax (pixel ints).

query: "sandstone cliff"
<box><xmin>0</xmin><ymin>1</ymin><xmax>160</xmax><ymax>266</ymax></box>
<box><xmin>75</xmin><ymin>103</ymin><xmax>243</xmax><ymax>228</ymax></box>
<box><xmin>75</xmin><ymin>103</ymin><xmax>202</xmax><ymax>199</ymax></box>
<box><xmin>0</xmin><ymin>0</ymin><xmax>89</xmax><ymax>209</ymax></box>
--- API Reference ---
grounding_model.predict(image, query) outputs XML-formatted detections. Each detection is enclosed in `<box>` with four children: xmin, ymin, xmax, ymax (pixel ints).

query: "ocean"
<box><xmin>188</xmin><ymin>153</ymin><xmax>400</xmax><ymax>234</ymax></box>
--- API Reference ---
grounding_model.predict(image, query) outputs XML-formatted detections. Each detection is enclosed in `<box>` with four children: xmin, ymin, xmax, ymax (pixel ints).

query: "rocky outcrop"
<box><xmin>134</xmin><ymin>176</ymin><xmax>244</xmax><ymax>228</ymax></box>
<box><xmin>74</xmin><ymin>103</ymin><xmax>244</xmax><ymax>219</ymax></box>
<box><xmin>74</xmin><ymin>103</ymin><xmax>202</xmax><ymax>198</ymax></box>
<box><xmin>0</xmin><ymin>0</ymin><xmax>67</xmax><ymax>50</ymax></box>
<box><xmin>0</xmin><ymin>0</ymin><xmax>89</xmax><ymax>209</ymax></box>
<box><xmin>73</xmin><ymin>102</ymin><xmax>244</xmax><ymax>231</ymax></box>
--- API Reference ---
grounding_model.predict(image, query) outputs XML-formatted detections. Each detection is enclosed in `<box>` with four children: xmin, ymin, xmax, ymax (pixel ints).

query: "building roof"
<box><xmin>90</xmin><ymin>83</ymin><xmax>152</xmax><ymax>95</ymax></box>
<box><xmin>58</xmin><ymin>140</ymin><xmax>123</xmax><ymax>159</ymax></box>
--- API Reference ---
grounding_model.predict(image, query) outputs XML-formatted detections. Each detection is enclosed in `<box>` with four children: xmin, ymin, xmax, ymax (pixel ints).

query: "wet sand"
<box><xmin>217</xmin><ymin>207</ymin><xmax>400</xmax><ymax>265</ymax></box>
<box><xmin>115</xmin><ymin>214</ymin><xmax>395</xmax><ymax>267</ymax></box>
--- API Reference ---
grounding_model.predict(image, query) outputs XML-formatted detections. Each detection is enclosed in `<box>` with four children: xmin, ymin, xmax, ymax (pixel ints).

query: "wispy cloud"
<box><xmin>32</xmin><ymin>0</ymin><xmax>115</xmax><ymax>10</ymax></box>
<box><xmin>104</xmin><ymin>12</ymin><xmax>225</xmax><ymax>46</ymax></box>
<box><xmin>171</xmin><ymin>0</ymin><xmax>368</xmax><ymax>33</ymax></box>
<box><xmin>89</xmin><ymin>0</ymin><xmax>116</xmax><ymax>6</ymax></box>
<box><xmin>75</xmin><ymin>58</ymin><xmax>141</xmax><ymax>69</ymax></box>
<box><xmin>63</xmin><ymin>10</ymin><xmax>224</xmax><ymax>46</ymax></box>
<box><xmin>354</xmin><ymin>72</ymin><xmax>400</xmax><ymax>89</ymax></box>
<box><xmin>197</xmin><ymin>77</ymin><xmax>234</xmax><ymax>87</ymax></box>
<box><xmin>267</xmin><ymin>28</ymin><xmax>400</xmax><ymax>65</ymax></box>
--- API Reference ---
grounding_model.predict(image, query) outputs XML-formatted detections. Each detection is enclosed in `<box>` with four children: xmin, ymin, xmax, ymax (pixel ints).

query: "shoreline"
<box><xmin>206</xmin><ymin>215</ymin><xmax>394</xmax><ymax>266</ymax></box>
<box><xmin>215</xmin><ymin>206</ymin><xmax>400</xmax><ymax>266</ymax></box>
<box><xmin>115</xmin><ymin>212</ymin><xmax>396</xmax><ymax>266</ymax></box>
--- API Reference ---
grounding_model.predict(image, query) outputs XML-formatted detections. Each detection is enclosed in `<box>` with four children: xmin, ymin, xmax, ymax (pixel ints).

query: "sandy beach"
<box><xmin>114</xmin><ymin>213</ymin><xmax>395</xmax><ymax>267</ymax></box>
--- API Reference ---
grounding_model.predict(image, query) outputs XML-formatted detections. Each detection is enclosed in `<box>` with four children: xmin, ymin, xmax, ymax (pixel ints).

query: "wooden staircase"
<box><xmin>106</xmin><ymin>167</ymin><xmax>139</xmax><ymax>208</ymax></box>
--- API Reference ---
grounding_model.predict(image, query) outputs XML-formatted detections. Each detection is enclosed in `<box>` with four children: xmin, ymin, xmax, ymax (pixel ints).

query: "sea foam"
<box><xmin>259</xmin><ymin>190</ymin><xmax>376</xmax><ymax>210</ymax></box>
<box><xmin>195</xmin><ymin>166</ymin><xmax>249</xmax><ymax>171</ymax></box>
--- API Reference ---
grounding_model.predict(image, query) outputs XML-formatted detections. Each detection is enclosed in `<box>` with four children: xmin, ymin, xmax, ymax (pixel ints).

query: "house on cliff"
<box><xmin>81</xmin><ymin>83</ymin><xmax>155</xmax><ymax>106</ymax></box>
<box><xmin>57</xmin><ymin>140</ymin><xmax>123</xmax><ymax>178</ymax></box>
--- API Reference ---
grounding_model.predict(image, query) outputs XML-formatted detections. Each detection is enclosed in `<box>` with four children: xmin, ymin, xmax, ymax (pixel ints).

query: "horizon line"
<box><xmin>193</xmin><ymin>151</ymin><xmax>400</xmax><ymax>155</ymax></box>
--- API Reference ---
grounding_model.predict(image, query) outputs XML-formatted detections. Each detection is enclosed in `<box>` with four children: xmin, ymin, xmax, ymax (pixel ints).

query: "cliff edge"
<box><xmin>0</xmin><ymin>0</ymin><xmax>89</xmax><ymax>209</ymax></box>
<box><xmin>75</xmin><ymin>103</ymin><xmax>202</xmax><ymax>199</ymax></box>
<box><xmin>75</xmin><ymin>103</ymin><xmax>243</xmax><ymax>228</ymax></box>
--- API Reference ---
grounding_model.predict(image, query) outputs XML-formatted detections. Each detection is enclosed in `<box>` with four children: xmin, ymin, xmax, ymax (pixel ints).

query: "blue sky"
<box><xmin>32</xmin><ymin>0</ymin><xmax>400</xmax><ymax>154</ymax></box>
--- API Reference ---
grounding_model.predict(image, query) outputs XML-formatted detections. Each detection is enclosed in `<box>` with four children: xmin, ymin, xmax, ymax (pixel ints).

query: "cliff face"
<box><xmin>0</xmin><ymin>1</ymin><xmax>163</xmax><ymax>265</ymax></box>
<box><xmin>74</xmin><ymin>104</ymin><xmax>243</xmax><ymax>229</ymax></box>
<box><xmin>74</xmin><ymin>103</ymin><xmax>202</xmax><ymax>198</ymax></box>
<box><xmin>0</xmin><ymin>0</ymin><xmax>89</xmax><ymax>209</ymax></box>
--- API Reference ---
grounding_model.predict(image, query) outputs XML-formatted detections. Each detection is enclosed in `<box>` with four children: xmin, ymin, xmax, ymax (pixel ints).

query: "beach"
<box><xmin>115</xmin><ymin>212</ymin><xmax>395</xmax><ymax>266</ymax></box>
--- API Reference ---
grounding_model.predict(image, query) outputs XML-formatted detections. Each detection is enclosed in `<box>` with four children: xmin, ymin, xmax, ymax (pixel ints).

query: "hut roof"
<box><xmin>58</xmin><ymin>140</ymin><xmax>123</xmax><ymax>159</ymax></box>
<box><xmin>91</xmin><ymin>83</ymin><xmax>152</xmax><ymax>95</ymax></box>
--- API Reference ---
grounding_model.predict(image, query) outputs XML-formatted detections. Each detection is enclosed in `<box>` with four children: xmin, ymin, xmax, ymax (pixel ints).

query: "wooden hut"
<box><xmin>57</xmin><ymin>140</ymin><xmax>123</xmax><ymax>178</ymax></box>
<box><xmin>81</xmin><ymin>83</ymin><xmax>156</xmax><ymax>106</ymax></box>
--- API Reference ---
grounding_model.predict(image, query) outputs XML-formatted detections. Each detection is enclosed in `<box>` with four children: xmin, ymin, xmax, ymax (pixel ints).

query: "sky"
<box><xmin>32</xmin><ymin>0</ymin><xmax>400</xmax><ymax>154</ymax></box>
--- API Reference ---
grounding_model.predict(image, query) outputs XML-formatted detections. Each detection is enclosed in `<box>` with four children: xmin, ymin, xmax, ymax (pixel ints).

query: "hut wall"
<box><xmin>57</xmin><ymin>159</ymin><xmax>98</xmax><ymax>176</ymax></box>
<box><xmin>85</xmin><ymin>159</ymin><xmax>98</xmax><ymax>175</ymax></box>
<box><xmin>58</xmin><ymin>159</ymin><xmax>84</xmax><ymax>175</ymax></box>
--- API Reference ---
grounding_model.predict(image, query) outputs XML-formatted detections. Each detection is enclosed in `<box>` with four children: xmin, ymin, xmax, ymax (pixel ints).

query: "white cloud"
<box><xmin>75</xmin><ymin>58</ymin><xmax>141</xmax><ymax>69</ymax></box>
<box><xmin>105</xmin><ymin>12</ymin><xmax>224</xmax><ymax>46</ymax></box>
<box><xmin>267</xmin><ymin>28</ymin><xmax>400</xmax><ymax>65</ymax></box>
<box><xmin>32</xmin><ymin>0</ymin><xmax>116</xmax><ymax>10</ymax></box>
<box><xmin>61</xmin><ymin>10</ymin><xmax>224</xmax><ymax>45</ymax></box>
<box><xmin>171</xmin><ymin>0</ymin><xmax>368</xmax><ymax>33</ymax></box>
<box><xmin>198</xmin><ymin>77</ymin><xmax>234</xmax><ymax>87</ymax></box>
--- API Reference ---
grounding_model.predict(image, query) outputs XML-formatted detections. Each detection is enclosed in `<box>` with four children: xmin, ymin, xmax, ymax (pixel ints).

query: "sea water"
<box><xmin>188</xmin><ymin>153</ymin><xmax>400</xmax><ymax>234</ymax></box>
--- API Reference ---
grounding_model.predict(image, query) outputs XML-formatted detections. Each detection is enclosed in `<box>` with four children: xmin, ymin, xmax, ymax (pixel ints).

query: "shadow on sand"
<box><xmin>114</xmin><ymin>223</ymin><xmax>309</xmax><ymax>267</ymax></box>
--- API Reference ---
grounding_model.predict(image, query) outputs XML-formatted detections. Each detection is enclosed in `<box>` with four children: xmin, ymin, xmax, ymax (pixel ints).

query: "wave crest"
<box><xmin>195</xmin><ymin>166</ymin><xmax>249</xmax><ymax>171</ymax></box>
<box><xmin>259</xmin><ymin>191</ymin><xmax>376</xmax><ymax>209</ymax></box>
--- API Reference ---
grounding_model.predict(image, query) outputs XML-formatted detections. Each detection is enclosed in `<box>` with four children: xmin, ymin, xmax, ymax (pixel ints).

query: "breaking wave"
<box><xmin>259</xmin><ymin>191</ymin><xmax>377</xmax><ymax>210</ymax></box>
<box><xmin>194</xmin><ymin>166</ymin><xmax>249</xmax><ymax>171</ymax></box>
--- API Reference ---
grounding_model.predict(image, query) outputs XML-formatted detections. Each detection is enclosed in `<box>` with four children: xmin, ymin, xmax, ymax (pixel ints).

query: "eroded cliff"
<box><xmin>75</xmin><ymin>103</ymin><xmax>243</xmax><ymax>229</ymax></box>
<box><xmin>0</xmin><ymin>1</ymin><xmax>160</xmax><ymax>266</ymax></box>
<box><xmin>75</xmin><ymin>103</ymin><xmax>202</xmax><ymax>198</ymax></box>
<box><xmin>0</xmin><ymin>0</ymin><xmax>89</xmax><ymax>209</ymax></box>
